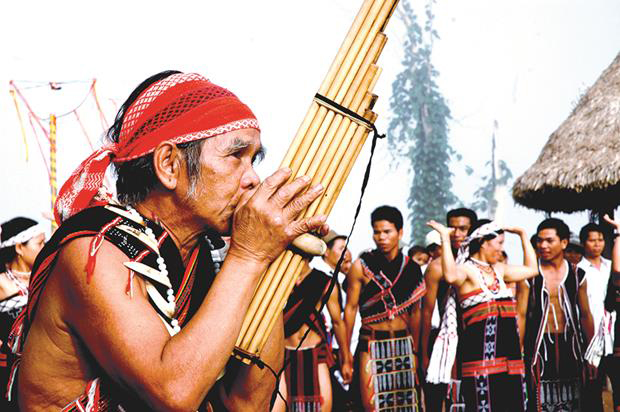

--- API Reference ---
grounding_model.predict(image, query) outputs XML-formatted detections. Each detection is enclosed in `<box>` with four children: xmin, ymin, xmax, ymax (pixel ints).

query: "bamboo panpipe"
<box><xmin>237</xmin><ymin>68</ymin><xmax>380</xmax><ymax>348</ymax></box>
<box><xmin>234</xmin><ymin>0</ymin><xmax>399</xmax><ymax>363</ymax></box>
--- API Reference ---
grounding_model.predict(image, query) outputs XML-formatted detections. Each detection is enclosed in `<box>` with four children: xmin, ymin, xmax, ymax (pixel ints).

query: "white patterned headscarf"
<box><xmin>456</xmin><ymin>221</ymin><xmax>503</xmax><ymax>264</ymax></box>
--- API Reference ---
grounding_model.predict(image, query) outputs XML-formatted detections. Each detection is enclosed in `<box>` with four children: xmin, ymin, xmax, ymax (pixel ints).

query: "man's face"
<box><xmin>372</xmin><ymin>220</ymin><xmax>402</xmax><ymax>255</ymax></box>
<box><xmin>447</xmin><ymin>216</ymin><xmax>472</xmax><ymax>249</ymax></box>
<box><xmin>584</xmin><ymin>231</ymin><xmax>605</xmax><ymax>259</ymax></box>
<box><xmin>325</xmin><ymin>237</ymin><xmax>352</xmax><ymax>274</ymax></box>
<box><xmin>536</xmin><ymin>228</ymin><xmax>567</xmax><ymax>262</ymax></box>
<box><xmin>185</xmin><ymin>129</ymin><xmax>262</xmax><ymax>235</ymax></box>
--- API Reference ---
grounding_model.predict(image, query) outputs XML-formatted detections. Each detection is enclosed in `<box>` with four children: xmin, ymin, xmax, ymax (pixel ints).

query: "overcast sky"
<box><xmin>2</xmin><ymin>0</ymin><xmax>620</xmax><ymax>259</ymax></box>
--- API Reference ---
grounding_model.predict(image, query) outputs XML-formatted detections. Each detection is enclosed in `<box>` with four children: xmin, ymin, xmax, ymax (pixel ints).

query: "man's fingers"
<box><xmin>269</xmin><ymin>175</ymin><xmax>312</xmax><ymax>207</ymax></box>
<box><xmin>256</xmin><ymin>167</ymin><xmax>292</xmax><ymax>198</ymax></box>
<box><xmin>283</xmin><ymin>183</ymin><xmax>324</xmax><ymax>220</ymax></box>
<box><xmin>288</xmin><ymin>215</ymin><xmax>327</xmax><ymax>237</ymax></box>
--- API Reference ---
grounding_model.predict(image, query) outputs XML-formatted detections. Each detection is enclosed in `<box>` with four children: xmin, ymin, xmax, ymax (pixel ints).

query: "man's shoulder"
<box><xmin>424</xmin><ymin>258</ymin><xmax>442</xmax><ymax>279</ymax></box>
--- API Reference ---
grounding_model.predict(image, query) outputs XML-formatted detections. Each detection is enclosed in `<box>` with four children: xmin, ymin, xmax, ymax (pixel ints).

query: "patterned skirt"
<box><xmin>284</xmin><ymin>344</ymin><xmax>331</xmax><ymax>411</ymax></box>
<box><xmin>458</xmin><ymin>297</ymin><xmax>527</xmax><ymax>412</ymax></box>
<box><xmin>359</xmin><ymin>328</ymin><xmax>419</xmax><ymax>411</ymax></box>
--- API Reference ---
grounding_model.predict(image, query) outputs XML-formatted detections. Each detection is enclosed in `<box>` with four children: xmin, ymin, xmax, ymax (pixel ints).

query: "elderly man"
<box><xmin>9</xmin><ymin>71</ymin><xmax>326</xmax><ymax>411</ymax></box>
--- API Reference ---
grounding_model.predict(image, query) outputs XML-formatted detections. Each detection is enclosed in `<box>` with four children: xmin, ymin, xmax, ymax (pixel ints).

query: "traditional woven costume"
<box><xmin>523</xmin><ymin>262</ymin><xmax>586</xmax><ymax>412</ymax></box>
<box><xmin>0</xmin><ymin>222</ymin><xmax>44</xmax><ymax>411</ymax></box>
<box><xmin>6</xmin><ymin>72</ymin><xmax>260</xmax><ymax>411</ymax></box>
<box><xmin>283</xmin><ymin>268</ymin><xmax>336</xmax><ymax>411</ymax></box>
<box><xmin>355</xmin><ymin>249</ymin><xmax>425</xmax><ymax>411</ymax></box>
<box><xmin>427</xmin><ymin>222</ymin><xmax>527</xmax><ymax>412</ymax></box>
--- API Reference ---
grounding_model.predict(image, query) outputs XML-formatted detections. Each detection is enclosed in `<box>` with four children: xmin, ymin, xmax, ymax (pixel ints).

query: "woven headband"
<box><xmin>54</xmin><ymin>73</ymin><xmax>260</xmax><ymax>224</ymax></box>
<box><xmin>456</xmin><ymin>221</ymin><xmax>503</xmax><ymax>264</ymax></box>
<box><xmin>0</xmin><ymin>224</ymin><xmax>45</xmax><ymax>249</ymax></box>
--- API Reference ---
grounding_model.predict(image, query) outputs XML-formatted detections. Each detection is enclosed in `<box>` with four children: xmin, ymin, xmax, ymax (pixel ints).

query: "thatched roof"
<box><xmin>512</xmin><ymin>52</ymin><xmax>620</xmax><ymax>213</ymax></box>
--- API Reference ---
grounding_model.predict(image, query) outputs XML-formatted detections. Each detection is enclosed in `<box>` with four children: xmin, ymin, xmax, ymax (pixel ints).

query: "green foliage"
<box><xmin>471</xmin><ymin>159</ymin><xmax>513</xmax><ymax>217</ymax></box>
<box><xmin>388</xmin><ymin>0</ymin><xmax>458</xmax><ymax>244</ymax></box>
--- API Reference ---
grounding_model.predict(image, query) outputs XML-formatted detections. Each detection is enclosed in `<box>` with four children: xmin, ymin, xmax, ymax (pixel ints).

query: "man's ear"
<box><xmin>560</xmin><ymin>238</ymin><xmax>568</xmax><ymax>250</ymax></box>
<box><xmin>152</xmin><ymin>142</ymin><xmax>182</xmax><ymax>190</ymax></box>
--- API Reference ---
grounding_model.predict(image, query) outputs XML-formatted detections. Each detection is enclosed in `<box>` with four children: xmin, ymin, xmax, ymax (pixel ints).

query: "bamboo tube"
<box><xmin>286</xmin><ymin>0</ymin><xmax>393</xmax><ymax>174</ymax></box>
<box><xmin>254</xmin><ymin>117</ymin><xmax>376</xmax><ymax>353</ymax></box>
<box><xmin>237</xmin><ymin>17</ymin><xmax>390</xmax><ymax>345</ymax></box>
<box><xmin>326</xmin><ymin>110</ymin><xmax>379</xmax><ymax>215</ymax></box>
<box><xmin>234</xmin><ymin>0</ymin><xmax>399</xmax><ymax>362</ymax></box>
<box><xmin>280</xmin><ymin>0</ymin><xmax>375</xmax><ymax>168</ymax></box>
<box><xmin>305</xmin><ymin>70</ymin><xmax>383</xmax><ymax>218</ymax></box>
<box><xmin>249</xmin><ymin>105</ymin><xmax>378</xmax><ymax>353</ymax></box>
<box><xmin>296</xmin><ymin>34</ymin><xmax>385</xmax><ymax>178</ymax></box>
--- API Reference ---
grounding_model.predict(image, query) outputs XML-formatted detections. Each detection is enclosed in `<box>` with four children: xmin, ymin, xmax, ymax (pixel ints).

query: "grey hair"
<box><xmin>114</xmin><ymin>139</ymin><xmax>205</xmax><ymax>206</ymax></box>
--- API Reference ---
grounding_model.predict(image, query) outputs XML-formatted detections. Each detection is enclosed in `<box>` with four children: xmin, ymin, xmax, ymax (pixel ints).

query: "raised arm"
<box><xmin>502</xmin><ymin>227</ymin><xmax>538</xmax><ymax>283</ymax></box>
<box><xmin>326</xmin><ymin>283</ymin><xmax>352</xmax><ymax>384</ymax></box>
<box><xmin>426</xmin><ymin>220</ymin><xmax>466</xmax><ymax>286</ymax></box>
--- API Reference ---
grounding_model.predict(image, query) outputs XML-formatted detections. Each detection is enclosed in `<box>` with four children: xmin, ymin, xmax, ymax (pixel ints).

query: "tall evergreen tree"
<box><xmin>388</xmin><ymin>0</ymin><xmax>457</xmax><ymax>244</ymax></box>
<box><xmin>470</xmin><ymin>121</ymin><xmax>513</xmax><ymax>218</ymax></box>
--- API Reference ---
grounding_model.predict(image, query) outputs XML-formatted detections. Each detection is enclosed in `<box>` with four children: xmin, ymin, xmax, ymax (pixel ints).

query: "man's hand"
<box><xmin>229</xmin><ymin>168</ymin><xmax>326</xmax><ymax>264</ymax></box>
<box><xmin>341</xmin><ymin>359</ymin><xmax>353</xmax><ymax>384</ymax></box>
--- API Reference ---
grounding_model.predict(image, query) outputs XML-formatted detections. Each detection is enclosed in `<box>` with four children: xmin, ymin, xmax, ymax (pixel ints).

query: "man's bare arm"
<box><xmin>344</xmin><ymin>259</ymin><xmax>363</xmax><ymax>360</ymax></box>
<box><xmin>326</xmin><ymin>283</ymin><xmax>352</xmax><ymax>383</ymax></box>
<box><xmin>217</xmin><ymin>314</ymin><xmax>284</xmax><ymax>410</ymax></box>
<box><xmin>577</xmin><ymin>279</ymin><xmax>595</xmax><ymax>345</ymax></box>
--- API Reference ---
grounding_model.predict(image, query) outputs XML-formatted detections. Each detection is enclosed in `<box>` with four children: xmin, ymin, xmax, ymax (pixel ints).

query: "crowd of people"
<box><xmin>0</xmin><ymin>70</ymin><xmax>618</xmax><ymax>412</ymax></box>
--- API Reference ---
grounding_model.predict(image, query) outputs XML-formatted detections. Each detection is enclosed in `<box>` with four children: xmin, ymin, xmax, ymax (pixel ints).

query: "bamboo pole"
<box><xmin>236</xmin><ymin>7</ymin><xmax>389</xmax><ymax>347</ymax></box>
<box><xmin>251</xmin><ymin>111</ymin><xmax>378</xmax><ymax>353</ymax></box>
<box><xmin>238</xmin><ymin>66</ymin><xmax>379</xmax><ymax>346</ymax></box>
<box><xmin>234</xmin><ymin>0</ymin><xmax>399</xmax><ymax>362</ymax></box>
<box><xmin>279</xmin><ymin>0</ymin><xmax>375</xmax><ymax>168</ymax></box>
<box><xmin>286</xmin><ymin>0</ymin><xmax>392</xmax><ymax>174</ymax></box>
<box><xmin>49</xmin><ymin>115</ymin><xmax>58</xmax><ymax>231</ymax></box>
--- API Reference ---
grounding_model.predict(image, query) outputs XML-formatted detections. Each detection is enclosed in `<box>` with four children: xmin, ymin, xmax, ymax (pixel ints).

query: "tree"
<box><xmin>388</xmin><ymin>0</ymin><xmax>458</xmax><ymax>244</ymax></box>
<box><xmin>470</xmin><ymin>120</ymin><xmax>513</xmax><ymax>218</ymax></box>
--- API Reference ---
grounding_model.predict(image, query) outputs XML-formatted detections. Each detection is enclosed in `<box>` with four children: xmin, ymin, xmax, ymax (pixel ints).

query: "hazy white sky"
<box><xmin>1</xmin><ymin>0</ymin><xmax>619</xmax><ymax>259</ymax></box>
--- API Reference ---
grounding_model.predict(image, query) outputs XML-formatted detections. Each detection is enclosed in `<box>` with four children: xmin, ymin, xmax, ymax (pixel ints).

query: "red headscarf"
<box><xmin>54</xmin><ymin>73</ymin><xmax>260</xmax><ymax>224</ymax></box>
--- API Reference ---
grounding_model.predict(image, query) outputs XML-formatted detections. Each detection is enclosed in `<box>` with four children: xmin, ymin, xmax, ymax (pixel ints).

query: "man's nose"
<box><xmin>242</xmin><ymin>167</ymin><xmax>260</xmax><ymax>189</ymax></box>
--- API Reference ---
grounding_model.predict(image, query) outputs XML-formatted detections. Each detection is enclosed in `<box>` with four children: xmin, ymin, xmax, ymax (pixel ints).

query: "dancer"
<box><xmin>427</xmin><ymin>219</ymin><xmax>538</xmax><ymax>411</ymax></box>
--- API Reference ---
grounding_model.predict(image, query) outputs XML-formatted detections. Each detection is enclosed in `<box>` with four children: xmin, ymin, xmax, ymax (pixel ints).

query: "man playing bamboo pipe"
<box><xmin>273</xmin><ymin>231</ymin><xmax>352</xmax><ymax>412</ymax></box>
<box><xmin>426</xmin><ymin>219</ymin><xmax>538</xmax><ymax>411</ymax></box>
<box><xmin>343</xmin><ymin>205</ymin><xmax>426</xmax><ymax>411</ymax></box>
<box><xmin>420</xmin><ymin>207</ymin><xmax>477</xmax><ymax>411</ymax></box>
<box><xmin>523</xmin><ymin>218</ymin><xmax>595</xmax><ymax>412</ymax></box>
<box><xmin>9</xmin><ymin>71</ymin><xmax>328</xmax><ymax>411</ymax></box>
